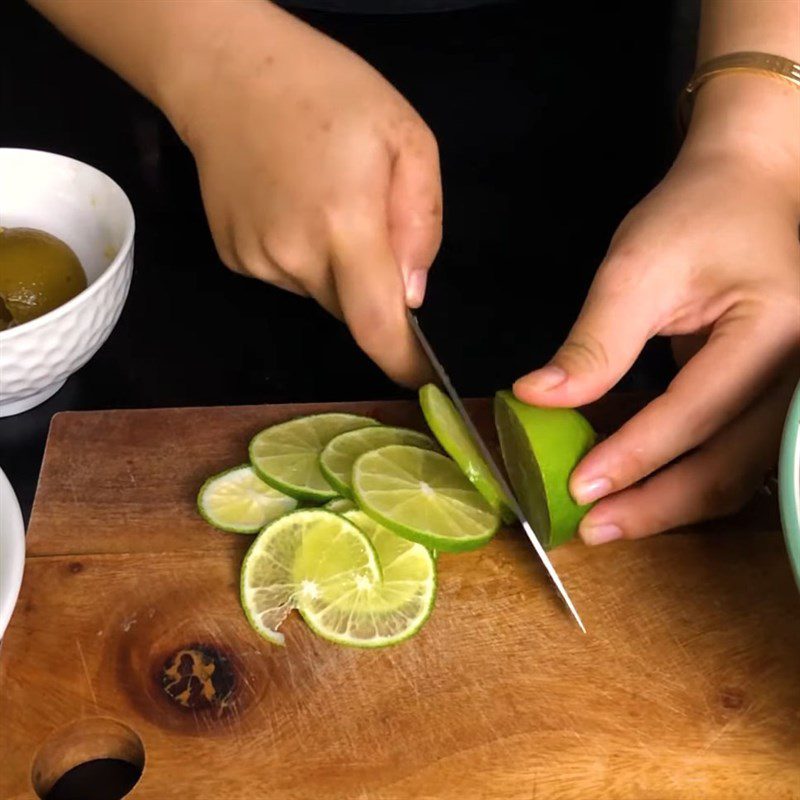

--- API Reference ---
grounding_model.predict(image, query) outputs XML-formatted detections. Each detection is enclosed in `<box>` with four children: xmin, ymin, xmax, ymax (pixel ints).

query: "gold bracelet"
<box><xmin>679</xmin><ymin>51</ymin><xmax>800</xmax><ymax>135</ymax></box>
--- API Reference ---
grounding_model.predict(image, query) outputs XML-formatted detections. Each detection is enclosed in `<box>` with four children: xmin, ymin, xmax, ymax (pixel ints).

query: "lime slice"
<box><xmin>323</xmin><ymin>497</ymin><xmax>357</xmax><ymax>513</ymax></box>
<box><xmin>320</xmin><ymin>425</ymin><xmax>437</xmax><ymax>498</ymax></box>
<box><xmin>494</xmin><ymin>390</ymin><xmax>596</xmax><ymax>548</ymax></box>
<box><xmin>197</xmin><ymin>465</ymin><xmax>298</xmax><ymax>533</ymax></box>
<box><xmin>419</xmin><ymin>384</ymin><xmax>515</xmax><ymax>524</ymax></box>
<box><xmin>353</xmin><ymin>444</ymin><xmax>500</xmax><ymax>553</ymax></box>
<box><xmin>240</xmin><ymin>509</ymin><xmax>381</xmax><ymax>645</ymax></box>
<box><xmin>249</xmin><ymin>413</ymin><xmax>378</xmax><ymax>503</ymax></box>
<box><xmin>299</xmin><ymin>509</ymin><xmax>436</xmax><ymax>647</ymax></box>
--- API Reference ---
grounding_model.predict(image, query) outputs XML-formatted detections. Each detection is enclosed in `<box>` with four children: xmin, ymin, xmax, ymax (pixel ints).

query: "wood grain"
<box><xmin>1</xmin><ymin>398</ymin><xmax>798</xmax><ymax>799</ymax></box>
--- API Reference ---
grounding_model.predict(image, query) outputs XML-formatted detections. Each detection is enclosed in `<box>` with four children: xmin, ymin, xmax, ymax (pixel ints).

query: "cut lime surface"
<box><xmin>494</xmin><ymin>391</ymin><xmax>596</xmax><ymax>548</ymax></box>
<box><xmin>323</xmin><ymin>497</ymin><xmax>357</xmax><ymax>513</ymax></box>
<box><xmin>320</xmin><ymin>425</ymin><xmax>437</xmax><ymax>498</ymax></box>
<box><xmin>353</xmin><ymin>444</ymin><xmax>500</xmax><ymax>553</ymax></box>
<box><xmin>197</xmin><ymin>465</ymin><xmax>298</xmax><ymax>534</ymax></box>
<box><xmin>240</xmin><ymin>509</ymin><xmax>380</xmax><ymax>645</ymax></box>
<box><xmin>300</xmin><ymin>509</ymin><xmax>436</xmax><ymax>647</ymax></box>
<box><xmin>419</xmin><ymin>384</ymin><xmax>515</xmax><ymax>524</ymax></box>
<box><xmin>249</xmin><ymin>413</ymin><xmax>378</xmax><ymax>503</ymax></box>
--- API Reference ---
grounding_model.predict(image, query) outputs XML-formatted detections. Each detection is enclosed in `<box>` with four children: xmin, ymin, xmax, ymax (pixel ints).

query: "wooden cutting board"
<box><xmin>1</xmin><ymin>398</ymin><xmax>798</xmax><ymax>800</ymax></box>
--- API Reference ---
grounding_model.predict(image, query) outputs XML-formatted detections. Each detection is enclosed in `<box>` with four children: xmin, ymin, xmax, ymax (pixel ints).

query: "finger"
<box><xmin>330</xmin><ymin>207</ymin><xmax>432</xmax><ymax>387</ymax></box>
<box><xmin>570</xmin><ymin>305</ymin><xmax>799</xmax><ymax>504</ymax></box>
<box><xmin>234</xmin><ymin>233</ymin><xmax>310</xmax><ymax>296</ymax></box>
<box><xmin>513</xmin><ymin>258</ymin><xmax>659</xmax><ymax>407</ymax></box>
<box><xmin>256</xmin><ymin>227</ymin><xmax>342</xmax><ymax>315</ymax></box>
<box><xmin>578</xmin><ymin>374</ymin><xmax>793</xmax><ymax>544</ymax></box>
<box><xmin>300</xmin><ymin>268</ymin><xmax>343</xmax><ymax>320</ymax></box>
<box><xmin>208</xmin><ymin>215</ymin><xmax>246</xmax><ymax>275</ymax></box>
<box><xmin>388</xmin><ymin>128</ymin><xmax>443</xmax><ymax>309</ymax></box>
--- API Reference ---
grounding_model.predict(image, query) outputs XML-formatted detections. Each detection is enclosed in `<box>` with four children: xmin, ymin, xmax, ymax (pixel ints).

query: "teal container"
<box><xmin>780</xmin><ymin>381</ymin><xmax>800</xmax><ymax>591</ymax></box>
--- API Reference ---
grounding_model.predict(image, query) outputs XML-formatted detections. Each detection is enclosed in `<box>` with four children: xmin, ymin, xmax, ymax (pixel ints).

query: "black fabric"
<box><xmin>279</xmin><ymin>0</ymin><xmax>511</xmax><ymax>13</ymax></box>
<box><xmin>283</xmin><ymin>2</ymin><xmax>686</xmax><ymax>392</ymax></box>
<box><xmin>2</xmin><ymin>0</ymin><xmax>697</xmax><ymax>518</ymax></box>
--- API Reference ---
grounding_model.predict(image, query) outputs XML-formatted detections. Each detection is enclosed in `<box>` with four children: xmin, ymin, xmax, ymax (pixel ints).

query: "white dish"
<box><xmin>0</xmin><ymin>148</ymin><xmax>135</xmax><ymax>416</ymax></box>
<box><xmin>0</xmin><ymin>467</ymin><xmax>25</xmax><ymax>640</ymax></box>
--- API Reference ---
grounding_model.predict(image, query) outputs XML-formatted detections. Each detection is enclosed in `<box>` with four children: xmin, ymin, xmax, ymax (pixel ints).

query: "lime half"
<box><xmin>240</xmin><ymin>509</ymin><xmax>381</xmax><ymax>645</ymax></box>
<box><xmin>353</xmin><ymin>444</ymin><xmax>500</xmax><ymax>553</ymax></box>
<box><xmin>249</xmin><ymin>413</ymin><xmax>378</xmax><ymax>503</ymax></box>
<box><xmin>419</xmin><ymin>384</ymin><xmax>515</xmax><ymax>524</ymax></box>
<box><xmin>300</xmin><ymin>509</ymin><xmax>436</xmax><ymax>647</ymax></box>
<box><xmin>197</xmin><ymin>465</ymin><xmax>298</xmax><ymax>534</ymax></box>
<box><xmin>494</xmin><ymin>391</ymin><xmax>596</xmax><ymax>548</ymax></box>
<box><xmin>320</xmin><ymin>425</ymin><xmax>437</xmax><ymax>498</ymax></box>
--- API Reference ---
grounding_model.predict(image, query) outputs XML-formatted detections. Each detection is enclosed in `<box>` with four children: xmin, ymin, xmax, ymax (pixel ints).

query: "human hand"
<box><xmin>514</xmin><ymin>89</ymin><xmax>800</xmax><ymax>543</ymax></box>
<box><xmin>164</xmin><ymin>2</ymin><xmax>441</xmax><ymax>386</ymax></box>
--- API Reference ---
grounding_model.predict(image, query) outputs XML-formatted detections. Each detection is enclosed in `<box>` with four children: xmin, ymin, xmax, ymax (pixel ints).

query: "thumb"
<box><xmin>388</xmin><ymin>128</ymin><xmax>443</xmax><ymax>309</ymax></box>
<box><xmin>513</xmin><ymin>265</ymin><xmax>656</xmax><ymax>407</ymax></box>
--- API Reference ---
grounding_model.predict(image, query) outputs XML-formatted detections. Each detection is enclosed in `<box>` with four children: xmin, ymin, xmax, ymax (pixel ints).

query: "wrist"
<box><xmin>153</xmin><ymin>1</ymin><xmax>281</xmax><ymax>149</ymax></box>
<box><xmin>682</xmin><ymin>73</ymin><xmax>800</xmax><ymax>210</ymax></box>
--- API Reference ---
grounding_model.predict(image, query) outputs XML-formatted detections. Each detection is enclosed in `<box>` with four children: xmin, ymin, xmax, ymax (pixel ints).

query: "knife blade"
<box><xmin>408</xmin><ymin>311</ymin><xmax>586</xmax><ymax>634</ymax></box>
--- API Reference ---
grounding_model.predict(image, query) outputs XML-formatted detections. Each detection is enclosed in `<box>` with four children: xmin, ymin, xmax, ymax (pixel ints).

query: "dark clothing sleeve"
<box><xmin>278</xmin><ymin>0</ymin><xmax>511</xmax><ymax>13</ymax></box>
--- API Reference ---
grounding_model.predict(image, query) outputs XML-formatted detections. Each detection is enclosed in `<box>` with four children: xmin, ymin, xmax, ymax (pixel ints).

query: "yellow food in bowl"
<box><xmin>0</xmin><ymin>227</ymin><xmax>87</xmax><ymax>331</ymax></box>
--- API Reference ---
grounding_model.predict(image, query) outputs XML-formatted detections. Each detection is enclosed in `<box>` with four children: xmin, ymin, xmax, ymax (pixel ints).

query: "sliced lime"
<box><xmin>494</xmin><ymin>390</ymin><xmax>596</xmax><ymax>548</ymax></box>
<box><xmin>197</xmin><ymin>465</ymin><xmax>298</xmax><ymax>534</ymax></box>
<box><xmin>299</xmin><ymin>509</ymin><xmax>436</xmax><ymax>647</ymax></box>
<box><xmin>249</xmin><ymin>413</ymin><xmax>378</xmax><ymax>503</ymax></box>
<box><xmin>323</xmin><ymin>497</ymin><xmax>357</xmax><ymax>513</ymax></box>
<box><xmin>419</xmin><ymin>384</ymin><xmax>515</xmax><ymax>524</ymax></box>
<box><xmin>353</xmin><ymin>444</ymin><xmax>500</xmax><ymax>553</ymax></box>
<box><xmin>320</xmin><ymin>425</ymin><xmax>437</xmax><ymax>498</ymax></box>
<box><xmin>240</xmin><ymin>509</ymin><xmax>380</xmax><ymax>645</ymax></box>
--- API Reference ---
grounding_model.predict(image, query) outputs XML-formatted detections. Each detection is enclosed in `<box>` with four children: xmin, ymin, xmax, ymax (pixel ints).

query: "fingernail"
<box><xmin>580</xmin><ymin>522</ymin><xmax>622</xmax><ymax>546</ymax></box>
<box><xmin>572</xmin><ymin>476</ymin><xmax>613</xmax><ymax>504</ymax></box>
<box><xmin>405</xmin><ymin>269</ymin><xmax>428</xmax><ymax>308</ymax></box>
<box><xmin>516</xmin><ymin>365</ymin><xmax>567</xmax><ymax>393</ymax></box>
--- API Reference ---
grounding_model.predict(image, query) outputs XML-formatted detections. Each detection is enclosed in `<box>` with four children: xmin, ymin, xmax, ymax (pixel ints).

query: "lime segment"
<box><xmin>240</xmin><ymin>509</ymin><xmax>380</xmax><ymax>645</ymax></box>
<box><xmin>197</xmin><ymin>465</ymin><xmax>297</xmax><ymax>534</ymax></box>
<box><xmin>249</xmin><ymin>413</ymin><xmax>378</xmax><ymax>503</ymax></box>
<box><xmin>320</xmin><ymin>425</ymin><xmax>437</xmax><ymax>498</ymax></box>
<box><xmin>419</xmin><ymin>384</ymin><xmax>515</xmax><ymax>524</ymax></box>
<box><xmin>494</xmin><ymin>391</ymin><xmax>596</xmax><ymax>548</ymax></box>
<box><xmin>353</xmin><ymin>444</ymin><xmax>500</xmax><ymax>553</ymax></box>
<box><xmin>299</xmin><ymin>509</ymin><xmax>436</xmax><ymax>646</ymax></box>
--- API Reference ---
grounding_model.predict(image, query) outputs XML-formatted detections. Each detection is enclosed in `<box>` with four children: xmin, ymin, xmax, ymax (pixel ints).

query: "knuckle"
<box><xmin>217</xmin><ymin>249</ymin><xmax>241</xmax><ymax>275</ymax></box>
<box><xmin>558</xmin><ymin>332</ymin><xmax>610</xmax><ymax>373</ymax></box>
<box><xmin>698</xmin><ymin>473</ymin><xmax>753</xmax><ymax>519</ymax></box>
<box><xmin>417</xmin><ymin>125</ymin><xmax>440</xmax><ymax>162</ymax></box>
<box><xmin>662</xmin><ymin>386</ymin><xmax>715</xmax><ymax>444</ymax></box>
<box><xmin>239</xmin><ymin>258</ymin><xmax>275</xmax><ymax>283</ymax></box>
<box><xmin>350</xmin><ymin>306</ymin><xmax>395</xmax><ymax>354</ymax></box>
<box><xmin>424</xmin><ymin>188</ymin><xmax>444</xmax><ymax>226</ymax></box>
<box><xmin>347</xmin><ymin>298</ymin><xmax>407</xmax><ymax>362</ymax></box>
<box><xmin>262</xmin><ymin>234</ymin><xmax>315</xmax><ymax>278</ymax></box>
<box><xmin>614</xmin><ymin>447</ymin><xmax>650</xmax><ymax>485</ymax></box>
<box><xmin>398</xmin><ymin>114</ymin><xmax>439</xmax><ymax>156</ymax></box>
<box><xmin>605</xmin><ymin>240</ymin><xmax>647</xmax><ymax>269</ymax></box>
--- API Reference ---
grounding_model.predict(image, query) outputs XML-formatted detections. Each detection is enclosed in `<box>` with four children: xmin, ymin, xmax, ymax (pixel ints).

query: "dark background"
<box><xmin>1</xmin><ymin>0</ymin><xmax>699</xmax><ymax>520</ymax></box>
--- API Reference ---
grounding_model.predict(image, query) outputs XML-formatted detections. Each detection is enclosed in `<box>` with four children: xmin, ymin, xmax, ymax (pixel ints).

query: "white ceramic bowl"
<box><xmin>0</xmin><ymin>149</ymin><xmax>135</xmax><ymax>416</ymax></box>
<box><xmin>0</xmin><ymin>467</ymin><xmax>24</xmax><ymax>641</ymax></box>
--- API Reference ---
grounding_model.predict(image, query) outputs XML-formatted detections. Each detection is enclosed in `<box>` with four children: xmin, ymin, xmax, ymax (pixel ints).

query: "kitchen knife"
<box><xmin>408</xmin><ymin>311</ymin><xmax>586</xmax><ymax>633</ymax></box>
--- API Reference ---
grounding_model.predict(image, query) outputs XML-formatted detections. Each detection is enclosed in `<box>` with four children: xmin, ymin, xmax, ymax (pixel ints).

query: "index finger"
<box><xmin>330</xmin><ymin>209</ymin><xmax>432</xmax><ymax>388</ymax></box>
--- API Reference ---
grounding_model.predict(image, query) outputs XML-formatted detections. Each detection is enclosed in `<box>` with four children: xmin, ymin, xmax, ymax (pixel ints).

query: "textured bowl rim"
<box><xmin>0</xmin><ymin>466</ymin><xmax>25</xmax><ymax>640</ymax></box>
<box><xmin>0</xmin><ymin>148</ymin><xmax>135</xmax><ymax>340</ymax></box>
<box><xmin>779</xmin><ymin>380</ymin><xmax>800</xmax><ymax>592</ymax></box>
